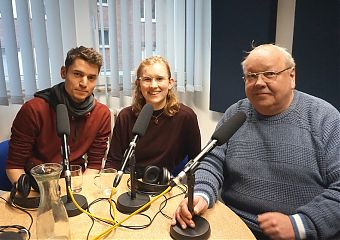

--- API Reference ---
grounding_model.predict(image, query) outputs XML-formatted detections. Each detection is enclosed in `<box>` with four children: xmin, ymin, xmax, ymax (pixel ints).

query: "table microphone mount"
<box><xmin>116</xmin><ymin>153</ymin><xmax>150</xmax><ymax>214</ymax></box>
<box><xmin>60</xmin><ymin>171</ymin><xmax>88</xmax><ymax>217</ymax></box>
<box><xmin>169</xmin><ymin>112</ymin><xmax>247</xmax><ymax>239</ymax></box>
<box><xmin>170</xmin><ymin>166</ymin><xmax>210</xmax><ymax>240</ymax></box>
<box><xmin>56</xmin><ymin>104</ymin><xmax>88</xmax><ymax>217</ymax></box>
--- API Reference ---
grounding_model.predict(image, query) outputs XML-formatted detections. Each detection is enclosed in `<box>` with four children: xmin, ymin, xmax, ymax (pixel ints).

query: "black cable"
<box><xmin>126</xmin><ymin>178</ymin><xmax>188</xmax><ymax>221</ymax></box>
<box><xmin>121</xmin><ymin>184</ymin><xmax>187</xmax><ymax>228</ymax></box>
<box><xmin>85</xmin><ymin>201</ymin><xmax>96</xmax><ymax>240</ymax></box>
<box><xmin>107</xmin><ymin>197</ymin><xmax>152</xmax><ymax>229</ymax></box>
<box><xmin>0</xmin><ymin>196</ymin><xmax>33</xmax><ymax>239</ymax></box>
<box><xmin>85</xmin><ymin>197</ymin><xmax>112</xmax><ymax>240</ymax></box>
<box><xmin>83</xmin><ymin>184</ymin><xmax>188</xmax><ymax>236</ymax></box>
<box><xmin>159</xmin><ymin>184</ymin><xmax>187</xmax><ymax>220</ymax></box>
<box><xmin>126</xmin><ymin>177</ymin><xmax>160</xmax><ymax>195</ymax></box>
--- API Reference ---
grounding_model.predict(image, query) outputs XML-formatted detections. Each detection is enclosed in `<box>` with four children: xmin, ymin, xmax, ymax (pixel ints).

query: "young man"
<box><xmin>172</xmin><ymin>44</ymin><xmax>340</xmax><ymax>240</ymax></box>
<box><xmin>6</xmin><ymin>46</ymin><xmax>111</xmax><ymax>183</ymax></box>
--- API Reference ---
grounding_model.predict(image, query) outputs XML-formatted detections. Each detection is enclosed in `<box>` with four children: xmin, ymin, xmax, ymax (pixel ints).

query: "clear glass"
<box><xmin>94</xmin><ymin>168</ymin><xmax>118</xmax><ymax>196</ymax></box>
<box><xmin>31</xmin><ymin>163</ymin><xmax>70</xmax><ymax>240</ymax></box>
<box><xmin>69</xmin><ymin>165</ymin><xmax>83</xmax><ymax>193</ymax></box>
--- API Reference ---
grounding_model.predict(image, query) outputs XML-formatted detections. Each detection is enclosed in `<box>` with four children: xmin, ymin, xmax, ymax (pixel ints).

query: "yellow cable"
<box><xmin>108</xmin><ymin>188</ymin><xmax>117</xmax><ymax>223</ymax></box>
<box><xmin>93</xmin><ymin>186</ymin><xmax>172</xmax><ymax>240</ymax></box>
<box><xmin>67</xmin><ymin>186</ymin><xmax>118</xmax><ymax>225</ymax></box>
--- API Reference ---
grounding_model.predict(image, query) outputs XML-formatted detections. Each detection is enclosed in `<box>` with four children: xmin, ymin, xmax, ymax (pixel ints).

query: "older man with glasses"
<box><xmin>172</xmin><ymin>44</ymin><xmax>340</xmax><ymax>240</ymax></box>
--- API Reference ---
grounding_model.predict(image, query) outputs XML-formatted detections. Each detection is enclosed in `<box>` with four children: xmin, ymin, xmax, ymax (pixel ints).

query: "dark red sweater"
<box><xmin>7</xmin><ymin>97</ymin><xmax>111</xmax><ymax>171</ymax></box>
<box><xmin>106</xmin><ymin>104</ymin><xmax>201</xmax><ymax>174</ymax></box>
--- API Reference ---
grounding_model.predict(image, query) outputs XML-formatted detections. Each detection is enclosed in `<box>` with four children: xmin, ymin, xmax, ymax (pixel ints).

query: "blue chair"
<box><xmin>172</xmin><ymin>155</ymin><xmax>189</xmax><ymax>177</ymax></box>
<box><xmin>0</xmin><ymin>140</ymin><xmax>12</xmax><ymax>191</ymax></box>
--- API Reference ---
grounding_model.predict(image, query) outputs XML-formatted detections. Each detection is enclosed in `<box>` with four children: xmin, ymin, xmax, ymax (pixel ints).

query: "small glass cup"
<box><xmin>70</xmin><ymin>165</ymin><xmax>83</xmax><ymax>193</ymax></box>
<box><xmin>94</xmin><ymin>168</ymin><xmax>118</xmax><ymax>197</ymax></box>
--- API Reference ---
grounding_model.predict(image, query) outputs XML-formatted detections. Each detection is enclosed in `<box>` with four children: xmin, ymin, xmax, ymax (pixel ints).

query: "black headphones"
<box><xmin>0</xmin><ymin>224</ymin><xmax>30</xmax><ymax>240</ymax></box>
<box><xmin>135</xmin><ymin>166</ymin><xmax>172</xmax><ymax>194</ymax></box>
<box><xmin>9</xmin><ymin>174</ymin><xmax>40</xmax><ymax>209</ymax></box>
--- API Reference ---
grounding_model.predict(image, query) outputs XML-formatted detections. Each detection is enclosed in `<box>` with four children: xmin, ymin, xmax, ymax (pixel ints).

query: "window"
<box><xmin>98</xmin><ymin>30</ymin><xmax>109</xmax><ymax>46</ymax></box>
<box><xmin>97</xmin><ymin>0</ymin><xmax>108</xmax><ymax>4</ymax></box>
<box><xmin>140</xmin><ymin>0</ymin><xmax>155</xmax><ymax>21</ymax></box>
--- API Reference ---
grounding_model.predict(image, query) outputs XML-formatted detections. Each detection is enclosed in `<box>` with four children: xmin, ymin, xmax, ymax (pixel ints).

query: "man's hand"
<box><xmin>171</xmin><ymin>196</ymin><xmax>208</xmax><ymax>229</ymax></box>
<box><xmin>257</xmin><ymin>212</ymin><xmax>295</xmax><ymax>240</ymax></box>
<box><xmin>6</xmin><ymin>168</ymin><xmax>25</xmax><ymax>184</ymax></box>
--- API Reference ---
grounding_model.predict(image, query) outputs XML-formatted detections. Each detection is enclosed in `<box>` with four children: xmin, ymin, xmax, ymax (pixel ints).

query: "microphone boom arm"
<box><xmin>61</xmin><ymin>134</ymin><xmax>72</xmax><ymax>202</ymax></box>
<box><xmin>113</xmin><ymin>135</ymin><xmax>138</xmax><ymax>188</ymax></box>
<box><xmin>121</xmin><ymin>135</ymin><xmax>137</xmax><ymax>170</ymax></box>
<box><xmin>112</xmin><ymin>103</ymin><xmax>154</xmax><ymax>188</ymax></box>
<box><xmin>171</xmin><ymin>139</ymin><xmax>218</xmax><ymax>187</ymax></box>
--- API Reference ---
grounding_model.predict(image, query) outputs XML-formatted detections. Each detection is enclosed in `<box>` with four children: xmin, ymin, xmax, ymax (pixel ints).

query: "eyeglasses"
<box><xmin>243</xmin><ymin>67</ymin><xmax>293</xmax><ymax>83</ymax></box>
<box><xmin>138</xmin><ymin>76</ymin><xmax>169</xmax><ymax>85</ymax></box>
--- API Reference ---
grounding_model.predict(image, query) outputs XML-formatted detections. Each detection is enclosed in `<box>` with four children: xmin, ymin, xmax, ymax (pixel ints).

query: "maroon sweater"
<box><xmin>7</xmin><ymin>97</ymin><xmax>111</xmax><ymax>171</ymax></box>
<box><xmin>106</xmin><ymin>104</ymin><xmax>201</xmax><ymax>174</ymax></box>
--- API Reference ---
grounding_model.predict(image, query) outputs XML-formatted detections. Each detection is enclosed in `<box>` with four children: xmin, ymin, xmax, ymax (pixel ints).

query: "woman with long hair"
<box><xmin>106</xmin><ymin>56</ymin><xmax>201</xmax><ymax>179</ymax></box>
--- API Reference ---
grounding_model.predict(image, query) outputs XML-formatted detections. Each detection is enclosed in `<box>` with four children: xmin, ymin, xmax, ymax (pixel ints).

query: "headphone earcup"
<box><xmin>135</xmin><ymin>178</ymin><xmax>168</xmax><ymax>194</ymax></box>
<box><xmin>28</xmin><ymin>172</ymin><xmax>39</xmax><ymax>192</ymax></box>
<box><xmin>17</xmin><ymin>174</ymin><xmax>31</xmax><ymax>198</ymax></box>
<box><xmin>160</xmin><ymin>167</ymin><xmax>171</xmax><ymax>185</ymax></box>
<box><xmin>9</xmin><ymin>174</ymin><xmax>40</xmax><ymax>209</ymax></box>
<box><xmin>143</xmin><ymin>166</ymin><xmax>161</xmax><ymax>184</ymax></box>
<box><xmin>135</xmin><ymin>166</ymin><xmax>171</xmax><ymax>194</ymax></box>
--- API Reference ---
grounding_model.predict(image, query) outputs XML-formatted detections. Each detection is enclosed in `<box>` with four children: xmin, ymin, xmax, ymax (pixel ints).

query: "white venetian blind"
<box><xmin>0</xmin><ymin>0</ymin><xmax>209</xmax><ymax>106</ymax></box>
<box><xmin>0</xmin><ymin>0</ymin><xmax>76</xmax><ymax>106</ymax></box>
<box><xmin>98</xmin><ymin>0</ymin><xmax>207</xmax><ymax>97</ymax></box>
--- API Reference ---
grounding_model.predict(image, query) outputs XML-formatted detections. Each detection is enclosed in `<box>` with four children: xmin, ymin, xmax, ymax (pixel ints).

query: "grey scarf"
<box><xmin>34</xmin><ymin>82</ymin><xmax>95</xmax><ymax>117</ymax></box>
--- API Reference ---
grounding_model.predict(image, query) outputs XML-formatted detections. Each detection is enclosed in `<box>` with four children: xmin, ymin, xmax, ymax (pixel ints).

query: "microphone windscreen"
<box><xmin>56</xmin><ymin>104</ymin><xmax>70</xmax><ymax>137</ymax></box>
<box><xmin>132</xmin><ymin>103</ymin><xmax>153</xmax><ymax>136</ymax></box>
<box><xmin>212</xmin><ymin>111</ymin><xmax>246</xmax><ymax>146</ymax></box>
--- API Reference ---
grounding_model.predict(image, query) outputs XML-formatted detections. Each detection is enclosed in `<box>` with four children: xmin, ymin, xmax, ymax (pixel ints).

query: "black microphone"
<box><xmin>56</xmin><ymin>104</ymin><xmax>88</xmax><ymax>217</ymax></box>
<box><xmin>56</xmin><ymin>104</ymin><xmax>72</xmax><ymax>196</ymax></box>
<box><xmin>170</xmin><ymin>111</ymin><xmax>247</xmax><ymax>187</ymax></box>
<box><xmin>170</xmin><ymin>111</ymin><xmax>247</xmax><ymax>240</ymax></box>
<box><xmin>113</xmin><ymin>103</ymin><xmax>153</xmax><ymax>188</ymax></box>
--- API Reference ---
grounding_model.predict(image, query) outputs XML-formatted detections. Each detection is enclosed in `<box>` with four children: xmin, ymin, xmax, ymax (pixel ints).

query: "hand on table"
<box><xmin>171</xmin><ymin>196</ymin><xmax>208</xmax><ymax>229</ymax></box>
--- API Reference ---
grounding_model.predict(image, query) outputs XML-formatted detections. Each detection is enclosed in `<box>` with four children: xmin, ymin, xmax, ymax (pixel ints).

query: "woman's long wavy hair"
<box><xmin>132</xmin><ymin>55</ymin><xmax>180</xmax><ymax>116</ymax></box>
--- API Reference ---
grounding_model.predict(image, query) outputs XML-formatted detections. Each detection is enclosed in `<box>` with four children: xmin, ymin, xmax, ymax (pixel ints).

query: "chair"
<box><xmin>0</xmin><ymin>140</ymin><xmax>12</xmax><ymax>191</ymax></box>
<box><xmin>172</xmin><ymin>155</ymin><xmax>189</xmax><ymax>177</ymax></box>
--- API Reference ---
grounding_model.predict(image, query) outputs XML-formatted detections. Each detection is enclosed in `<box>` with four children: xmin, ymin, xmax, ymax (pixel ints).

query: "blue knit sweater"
<box><xmin>195</xmin><ymin>90</ymin><xmax>340</xmax><ymax>239</ymax></box>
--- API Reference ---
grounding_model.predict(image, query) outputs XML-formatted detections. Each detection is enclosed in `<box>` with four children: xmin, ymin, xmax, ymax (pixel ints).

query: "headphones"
<box><xmin>0</xmin><ymin>225</ymin><xmax>29</xmax><ymax>240</ymax></box>
<box><xmin>135</xmin><ymin>166</ymin><xmax>172</xmax><ymax>194</ymax></box>
<box><xmin>9</xmin><ymin>173</ymin><xmax>40</xmax><ymax>209</ymax></box>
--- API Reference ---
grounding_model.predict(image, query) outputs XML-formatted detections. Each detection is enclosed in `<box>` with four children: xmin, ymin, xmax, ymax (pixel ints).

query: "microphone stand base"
<box><xmin>170</xmin><ymin>215</ymin><xmax>211</xmax><ymax>240</ymax></box>
<box><xmin>116</xmin><ymin>192</ymin><xmax>150</xmax><ymax>214</ymax></box>
<box><xmin>61</xmin><ymin>194</ymin><xmax>88</xmax><ymax>217</ymax></box>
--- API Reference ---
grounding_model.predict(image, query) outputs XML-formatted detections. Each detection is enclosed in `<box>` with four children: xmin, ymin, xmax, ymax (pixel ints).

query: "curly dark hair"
<box><xmin>64</xmin><ymin>46</ymin><xmax>103</xmax><ymax>73</ymax></box>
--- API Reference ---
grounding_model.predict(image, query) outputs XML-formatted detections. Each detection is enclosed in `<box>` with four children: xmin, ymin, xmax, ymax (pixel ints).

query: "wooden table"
<box><xmin>0</xmin><ymin>174</ymin><xmax>255</xmax><ymax>239</ymax></box>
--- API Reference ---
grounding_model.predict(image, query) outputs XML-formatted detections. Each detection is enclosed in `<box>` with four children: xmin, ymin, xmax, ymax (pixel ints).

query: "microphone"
<box><xmin>56</xmin><ymin>104</ymin><xmax>88</xmax><ymax>217</ymax></box>
<box><xmin>170</xmin><ymin>111</ymin><xmax>247</xmax><ymax>240</ymax></box>
<box><xmin>112</xmin><ymin>103</ymin><xmax>153</xmax><ymax>188</ymax></box>
<box><xmin>114</xmin><ymin>104</ymin><xmax>153</xmax><ymax>214</ymax></box>
<box><xmin>170</xmin><ymin>111</ymin><xmax>247</xmax><ymax>187</ymax></box>
<box><xmin>56</xmin><ymin>104</ymin><xmax>72</xmax><ymax>196</ymax></box>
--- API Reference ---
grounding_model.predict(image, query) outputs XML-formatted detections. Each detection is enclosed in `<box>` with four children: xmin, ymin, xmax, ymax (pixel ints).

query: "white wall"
<box><xmin>0</xmin><ymin>104</ymin><xmax>21</xmax><ymax>142</ymax></box>
<box><xmin>0</xmin><ymin>0</ymin><xmax>295</xmax><ymax>145</ymax></box>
